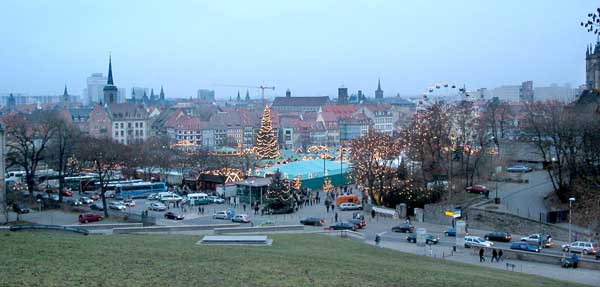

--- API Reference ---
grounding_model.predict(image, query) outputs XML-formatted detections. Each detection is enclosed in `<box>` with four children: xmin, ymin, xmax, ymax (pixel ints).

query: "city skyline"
<box><xmin>0</xmin><ymin>1</ymin><xmax>597</xmax><ymax>99</ymax></box>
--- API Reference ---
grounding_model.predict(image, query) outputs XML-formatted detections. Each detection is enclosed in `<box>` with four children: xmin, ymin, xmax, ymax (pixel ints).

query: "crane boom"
<box><xmin>213</xmin><ymin>84</ymin><xmax>275</xmax><ymax>102</ymax></box>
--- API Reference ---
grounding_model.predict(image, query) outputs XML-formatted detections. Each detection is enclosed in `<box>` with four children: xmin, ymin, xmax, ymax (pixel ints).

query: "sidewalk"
<box><xmin>372</xmin><ymin>239</ymin><xmax>600</xmax><ymax>286</ymax></box>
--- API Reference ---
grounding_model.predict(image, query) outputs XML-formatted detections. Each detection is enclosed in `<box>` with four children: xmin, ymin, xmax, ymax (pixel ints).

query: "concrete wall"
<box><xmin>467</xmin><ymin>208</ymin><xmax>591</xmax><ymax>242</ymax></box>
<box><xmin>113</xmin><ymin>224</ymin><xmax>240</xmax><ymax>234</ymax></box>
<box><xmin>479</xmin><ymin>246</ymin><xmax>600</xmax><ymax>271</ymax></box>
<box><xmin>64</xmin><ymin>223</ymin><xmax>143</xmax><ymax>230</ymax></box>
<box><xmin>213</xmin><ymin>225</ymin><xmax>304</xmax><ymax>235</ymax></box>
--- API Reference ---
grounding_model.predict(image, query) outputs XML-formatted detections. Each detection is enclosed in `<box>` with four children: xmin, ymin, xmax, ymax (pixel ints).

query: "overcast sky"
<box><xmin>0</xmin><ymin>1</ymin><xmax>597</xmax><ymax>99</ymax></box>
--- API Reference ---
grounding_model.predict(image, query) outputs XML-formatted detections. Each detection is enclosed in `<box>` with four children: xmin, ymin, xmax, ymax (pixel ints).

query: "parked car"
<box><xmin>507</xmin><ymin>165</ymin><xmax>532</xmax><ymax>173</ymax></box>
<box><xmin>36</xmin><ymin>193</ymin><xmax>49</xmax><ymax>201</ymax></box>
<box><xmin>123</xmin><ymin>198</ymin><xmax>136</xmax><ymax>207</ymax></box>
<box><xmin>520</xmin><ymin>233</ymin><xmax>553</xmax><ymax>248</ymax></box>
<box><xmin>324</xmin><ymin>222</ymin><xmax>356</xmax><ymax>231</ymax></box>
<box><xmin>212</xmin><ymin>211</ymin><xmax>229</xmax><ymax>220</ymax></box>
<box><xmin>300</xmin><ymin>217</ymin><xmax>325</xmax><ymax>226</ymax></box>
<box><xmin>562</xmin><ymin>241</ymin><xmax>599</xmax><ymax>255</ymax></box>
<box><xmin>232</xmin><ymin>214</ymin><xmax>251</xmax><ymax>223</ymax></box>
<box><xmin>160</xmin><ymin>193</ymin><xmax>183</xmax><ymax>203</ymax></box>
<box><xmin>444</xmin><ymin>228</ymin><xmax>457</xmax><ymax>237</ymax></box>
<box><xmin>164</xmin><ymin>211</ymin><xmax>184</xmax><ymax>220</ymax></box>
<box><xmin>148</xmin><ymin>202</ymin><xmax>167</xmax><ymax>211</ymax></box>
<box><xmin>484</xmin><ymin>231</ymin><xmax>512</xmax><ymax>242</ymax></box>
<box><xmin>147</xmin><ymin>193</ymin><xmax>159</xmax><ymax>200</ymax></box>
<box><xmin>109</xmin><ymin>202</ymin><xmax>127</xmax><ymax>211</ymax></box>
<box><xmin>464</xmin><ymin>236</ymin><xmax>494</xmax><ymax>248</ymax></box>
<box><xmin>90</xmin><ymin>203</ymin><xmax>105</xmax><ymax>211</ymax></box>
<box><xmin>79</xmin><ymin>213</ymin><xmax>103</xmax><ymax>224</ymax></box>
<box><xmin>391</xmin><ymin>223</ymin><xmax>415</xmax><ymax>233</ymax></box>
<box><xmin>465</xmin><ymin>185</ymin><xmax>489</xmax><ymax>195</ymax></box>
<box><xmin>208</xmin><ymin>195</ymin><xmax>225</xmax><ymax>204</ymax></box>
<box><xmin>80</xmin><ymin>196</ymin><xmax>94</xmax><ymax>204</ymax></box>
<box><xmin>339</xmin><ymin>202</ymin><xmax>362</xmax><ymax>211</ymax></box>
<box><xmin>60</xmin><ymin>189</ymin><xmax>73</xmax><ymax>197</ymax></box>
<box><xmin>406</xmin><ymin>233</ymin><xmax>439</xmax><ymax>244</ymax></box>
<box><xmin>347</xmin><ymin>219</ymin><xmax>367</xmax><ymax>229</ymax></box>
<box><xmin>511</xmin><ymin>242</ymin><xmax>540</xmax><ymax>253</ymax></box>
<box><xmin>90</xmin><ymin>193</ymin><xmax>100</xmax><ymax>201</ymax></box>
<box><xmin>12</xmin><ymin>203</ymin><xmax>30</xmax><ymax>214</ymax></box>
<box><xmin>49</xmin><ymin>194</ymin><xmax>60</xmax><ymax>202</ymax></box>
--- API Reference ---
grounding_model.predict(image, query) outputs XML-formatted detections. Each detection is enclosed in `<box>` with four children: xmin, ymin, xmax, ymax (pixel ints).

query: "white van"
<box><xmin>159</xmin><ymin>193</ymin><xmax>183</xmax><ymax>202</ymax></box>
<box><xmin>186</xmin><ymin>193</ymin><xmax>211</xmax><ymax>205</ymax></box>
<box><xmin>6</xmin><ymin>171</ymin><xmax>26</xmax><ymax>182</ymax></box>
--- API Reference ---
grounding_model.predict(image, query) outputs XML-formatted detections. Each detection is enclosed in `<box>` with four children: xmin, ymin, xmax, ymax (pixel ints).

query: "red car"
<box><xmin>79</xmin><ymin>213</ymin><xmax>103</xmax><ymax>224</ymax></box>
<box><xmin>465</xmin><ymin>185</ymin><xmax>488</xmax><ymax>194</ymax></box>
<box><xmin>90</xmin><ymin>193</ymin><xmax>100</xmax><ymax>200</ymax></box>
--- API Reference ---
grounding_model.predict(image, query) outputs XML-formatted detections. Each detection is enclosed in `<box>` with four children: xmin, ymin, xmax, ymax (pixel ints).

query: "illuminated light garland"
<box><xmin>322</xmin><ymin>177</ymin><xmax>333</xmax><ymax>193</ymax></box>
<box><xmin>255</xmin><ymin>106</ymin><xmax>280</xmax><ymax>159</ymax></box>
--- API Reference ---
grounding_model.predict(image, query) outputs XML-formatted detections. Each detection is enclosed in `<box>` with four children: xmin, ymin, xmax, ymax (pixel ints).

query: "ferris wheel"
<box><xmin>417</xmin><ymin>82</ymin><xmax>483</xmax><ymax>110</ymax></box>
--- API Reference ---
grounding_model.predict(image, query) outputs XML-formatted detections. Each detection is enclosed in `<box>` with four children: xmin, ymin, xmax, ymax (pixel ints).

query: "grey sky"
<box><xmin>0</xmin><ymin>0</ymin><xmax>597</xmax><ymax>99</ymax></box>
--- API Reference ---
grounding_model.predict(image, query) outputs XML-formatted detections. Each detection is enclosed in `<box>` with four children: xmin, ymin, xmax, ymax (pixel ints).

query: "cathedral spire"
<box><xmin>63</xmin><ymin>85</ymin><xmax>68</xmax><ymax>97</ymax></box>
<box><xmin>377</xmin><ymin>78</ymin><xmax>382</xmax><ymax>91</ymax></box>
<box><xmin>107</xmin><ymin>54</ymin><xmax>114</xmax><ymax>85</ymax></box>
<box><xmin>160</xmin><ymin>85</ymin><xmax>165</xmax><ymax>100</ymax></box>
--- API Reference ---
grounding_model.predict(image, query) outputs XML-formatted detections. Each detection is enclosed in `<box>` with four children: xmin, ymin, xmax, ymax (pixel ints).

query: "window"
<box><xmin>120</xmin><ymin>123</ymin><xmax>124</xmax><ymax>129</ymax></box>
<box><xmin>128</xmin><ymin>122</ymin><xmax>132</xmax><ymax>128</ymax></box>
<box><xmin>120</xmin><ymin>131</ymin><xmax>124</xmax><ymax>136</ymax></box>
<box><xmin>140</xmin><ymin>122</ymin><xmax>143</xmax><ymax>128</ymax></box>
<box><xmin>115</xmin><ymin>131</ymin><xmax>118</xmax><ymax>137</ymax></box>
<box><xmin>135</xmin><ymin>122</ymin><xmax>138</xmax><ymax>128</ymax></box>
<box><xmin>114</xmin><ymin>123</ymin><xmax>118</xmax><ymax>129</ymax></box>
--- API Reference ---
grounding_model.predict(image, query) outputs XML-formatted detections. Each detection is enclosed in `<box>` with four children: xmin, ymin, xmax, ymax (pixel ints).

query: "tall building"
<box><xmin>338</xmin><ymin>86</ymin><xmax>348</xmax><ymax>104</ymax></box>
<box><xmin>85</xmin><ymin>73</ymin><xmax>107</xmax><ymax>105</ymax></box>
<box><xmin>103</xmin><ymin>55</ymin><xmax>118</xmax><ymax>105</ymax></box>
<box><xmin>519</xmin><ymin>81</ymin><xmax>534</xmax><ymax>102</ymax></box>
<box><xmin>534</xmin><ymin>84</ymin><xmax>578</xmax><ymax>102</ymax></box>
<box><xmin>375</xmin><ymin>78</ymin><xmax>384</xmax><ymax>99</ymax></box>
<box><xmin>197</xmin><ymin>89</ymin><xmax>215</xmax><ymax>101</ymax></box>
<box><xmin>586</xmin><ymin>42</ymin><xmax>600</xmax><ymax>90</ymax></box>
<box><xmin>490</xmin><ymin>85</ymin><xmax>521</xmax><ymax>102</ymax></box>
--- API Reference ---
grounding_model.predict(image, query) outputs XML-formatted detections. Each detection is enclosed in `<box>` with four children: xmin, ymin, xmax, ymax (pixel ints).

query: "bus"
<box><xmin>114</xmin><ymin>182</ymin><xmax>167</xmax><ymax>199</ymax></box>
<box><xmin>94</xmin><ymin>179</ymin><xmax>144</xmax><ymax>192</ymax></box>
<box><xmin>64</xmin><ymin>175</ymin><xmax>98</xmax><ymax>192</ymax></box>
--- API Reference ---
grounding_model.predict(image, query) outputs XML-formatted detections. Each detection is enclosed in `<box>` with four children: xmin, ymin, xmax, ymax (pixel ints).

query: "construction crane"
<box><xmin>213</xmin><ymin>84</ymin><xmax>275</xmax><ymax>102</ymax></box>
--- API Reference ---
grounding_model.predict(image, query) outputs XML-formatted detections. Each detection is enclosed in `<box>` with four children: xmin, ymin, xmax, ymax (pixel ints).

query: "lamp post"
<box><xmin>569</xmin><ymin>197</ymin><xmax>575</xmax><ymax>243</ymax></box>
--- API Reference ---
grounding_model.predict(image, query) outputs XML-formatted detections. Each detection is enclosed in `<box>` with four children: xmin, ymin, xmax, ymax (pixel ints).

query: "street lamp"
<box><xmin>569</xmin><ymin>197</ymin><xmax>575</xmax><ymax>243</ymax></box>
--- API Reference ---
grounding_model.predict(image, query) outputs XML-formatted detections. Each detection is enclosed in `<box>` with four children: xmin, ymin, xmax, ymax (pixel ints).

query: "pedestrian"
<box><xmin>331</xmin><ymin>204</ymin><xmax>335</xmax><ymax>212</ymax></box>
<box><xmin>243</xmin><ymin>204</ymin><xmax>246</xmax><ymax>211</ymax></box>
<box><xmin>335</xmin><ymin>212</ymin><xmax>338</xmax><ymax>223</ymax></box>
<box><xmin>198</xmin><ymin>206</ymin><xmax>201</xmax><ymax>215</ymax></box>
<box><xmin>375</xmin><ymin>233</ymin><xmax>381</xmax><ymax>247</ymax></box>
<box><xmin>479</xmin><ymin>248</ymin><xmax>485</xmax><ymax>262</ymax></box>
<box><xmin>201</xmin><ymin>206</ymin><xmax>204</xmax><ymax>215</ymax></box>
<box><xmin>371</xmin><ymin>209</ymin><xmax>376</xmax><ymax>218</ymax></box>
<box><xmin>498</xmin><ymin>249</ymin><xmax>503</xmax><ymax>261</ymax></box>
<box><xmin>492</xmin><ymin>249</ymin><xmax>498</xmax><ymax>262</ymax></box>
<box><xmin>572</xmin><ymin>253</ymin><xmax>579</xmax><ymax>269</ymax></box>
<box><xmin>326</xmin><ymin>204</ymin><xmax>330</xmax><ymax>213</ymax></box>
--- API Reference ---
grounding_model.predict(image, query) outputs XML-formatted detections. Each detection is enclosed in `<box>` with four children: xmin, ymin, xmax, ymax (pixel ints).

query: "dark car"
<box><xmin>12</xmin><ymin>203</ymin><xmax>30</xmax><ymax>214</ymax></box>
<box><xmin>325</xmin><ymin>222</ymin><xmax>356</xmax><ymax>231</ymax></box>
<box><xmin>511</xmin><ymin>242</ymin><xmax>540</xmax><ymax>253</ymax></box>
<box><xmin>164</xmin><ymin>211</ymin><xmax>184</xmax><ymax>220</ymax></box>
<box><xmin>79</xmin><ymin>213</ymin><xmax>103</xmax><ymax>224</ymax></box>
<box><xmin>465</xmin><ymin>185</ymin><xmax>488</xmax><ymax>194</ymax></box>
<box><xmin>90</xmin><ymin>203</ymin><xmax>105</xmax><ymax>211</ymax></box>
<box><xmin>300</xmin><ymin>217</ymin><xmax>325</xmax><ymax>226</ymax></box>
<box><xmin>347</xmin><ymin>219</ymin><xmax>367</xmax><ymax>229</ymax></box>
<box><xmin>406</xmin><ymin>233</ymin><xmax>439</xmax><ymax>244</ymax></box>
<box><xmin>391</xmin><ymin>223</ymin><xmax>415</xmax><ymax>233</ymax></box>
<box><xmin>484</xmin><ymin>231</ymin><xmax>512</xmax><ymax>242</ymax></box>
<box><xmin>444</xmin><ymin>228</ymin><xmax>457</xmax><ymax>237</ymax></box>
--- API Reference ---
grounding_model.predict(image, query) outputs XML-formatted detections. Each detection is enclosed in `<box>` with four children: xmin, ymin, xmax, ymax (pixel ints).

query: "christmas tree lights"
<box><xmin>255</xmin><ymin>106</ymin><xmax>280</xmax><ymax>159</ymax></box>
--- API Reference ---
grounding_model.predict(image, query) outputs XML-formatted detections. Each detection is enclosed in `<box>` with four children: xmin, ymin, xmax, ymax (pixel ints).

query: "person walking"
<box><xmin>331</xmin><ymin>204</ymin><xmax>335</xmax><ymax>212</ymax></box>
<box><xmin>572</xmin><ymin>253</ymin><xmax>579</xmax><ymax>269</ymax></box>
<box><xmin>326</xmin><ymin>204</ymin><xmax>330</xmax><ymax>213</ymax></box>
<box><xmin>243</xmin><ymin>204</ymin><xmax>246</xmax><ymax>212</ymax></box>
<box><xmin>198</xmin><ymin>206</ymin><xmax>201</xmax><ymax>215</ymax></box>
<box><xmin>334</xmin><ymin>212</ymin><xmax>338</xmax><ymax>223</ymax></box>
<box><xmin>375</xmin><ymin>233</ymin><xmax>381</xmax><ymax>248</ymax></box>
<box><xmin>498</xmin><ymin>249</ymin><xmax>503</xmax><ymax>261</ymax></box>
<box><xmin>491</xmin><ymin>249</ymin><xmax>498</xmax><ymax>263</ymax></box>
<box><xmin>479</xmin><ymin>248</ymin><xmax>485</xmax><ymax>262</ymax></box>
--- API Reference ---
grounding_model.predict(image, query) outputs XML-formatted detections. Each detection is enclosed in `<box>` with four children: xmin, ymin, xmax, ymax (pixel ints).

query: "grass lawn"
<box><xmin>0</xmin><ymin>232</ymin><xmax>587</xmax><ymax>287</ymax></box>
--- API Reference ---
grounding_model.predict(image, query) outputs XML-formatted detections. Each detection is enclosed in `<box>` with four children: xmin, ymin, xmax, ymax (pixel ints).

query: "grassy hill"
<box><xmin>0</xmin><ymin>232</ymin><xmax>586</xmax><ymax>287</ymax></box>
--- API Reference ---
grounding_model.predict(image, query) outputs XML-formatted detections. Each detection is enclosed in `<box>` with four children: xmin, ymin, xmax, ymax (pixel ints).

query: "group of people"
<box><xmin>479</xmin><ymin>248</ymin><xmax>503</xmax><ymax>263</ymax></box>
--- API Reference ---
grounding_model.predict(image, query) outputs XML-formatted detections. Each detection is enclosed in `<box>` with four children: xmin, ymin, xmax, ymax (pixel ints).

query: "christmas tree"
<box><xmin>255</xmin><ymin>106</ymin><xmax>280</xmax><ymax>159</ymax></box>
<box><xmin>266</xmin><ymin>170</ymin><xmax>294</xmax><ymax>213</ymax></box>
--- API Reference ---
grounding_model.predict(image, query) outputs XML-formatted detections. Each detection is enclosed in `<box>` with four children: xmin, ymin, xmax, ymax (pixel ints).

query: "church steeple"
<box><xmin>159</xmin><ymin>86</ymin><xmax>165</xmax><ymax>100</ymax></box>
<box><xmin>375</xmin><ymin>78</ymin><xmax>384</xmax><ymax>99</ymax></box>
<box><xmin>107</xmin><ymin>54</ymin><xmax>114</xmax><ymax>85</ymax></box>
<box><xmin>62</xmin><ymin>85</ymin><xmax>69</xmax><ymax>103</ymax></box>
<box><xmin>237</xmin><ymin>91</ymin><xmax>241</xmax><ymax>101</ymax></box>
<box><xmin>245</xmin><ymin>89</ymin><xmax>250</xmax><ymax>101</ymax></box>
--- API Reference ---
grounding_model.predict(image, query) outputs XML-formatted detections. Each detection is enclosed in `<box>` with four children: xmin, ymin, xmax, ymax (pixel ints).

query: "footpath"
<box><xmin>369</xmin><ymin>239</ymin><xmax>600</xmax><ymax>286</ymax></box>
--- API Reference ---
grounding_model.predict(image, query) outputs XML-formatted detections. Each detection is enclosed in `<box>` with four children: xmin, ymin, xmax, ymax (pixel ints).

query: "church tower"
<box><xmin>62</xmin><ymin>85</ymin><xmax>69</xmax><ymax>103</ymax></box>
<box><xmin>7</xmin><ymin>93</ymin><xmax>16</xmax><ymax>112</ymax></box>
<box><xmin>159</xmin><ymin>86</ymin><xmax>165</xmax><ymax>101</ymax></box>
<box><xmin>103</xmin><ymin>55</ymin><xmax>118</xmax><ymax>105</ymax></box>
<box><xmin>586</xmin><ymin>42</ymin><xmax>600</xmax><ymax>90</ymax></box>
<box><xmin>375</xmin><ymin>78</ymin><xmax>384</xmax><ymax>99</ymax></box>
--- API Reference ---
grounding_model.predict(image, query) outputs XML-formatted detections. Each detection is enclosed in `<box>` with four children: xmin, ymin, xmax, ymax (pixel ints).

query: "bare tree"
<box><xmin>45</xmin><ymin>116</ymin><xmax>81</xmax><ymax>202</ymax></box>
<box><xmin>4</xmin><ymin>111</ymin><xmax>57</xmax><ymax>199</ymax></box>
<box><xmin>76</xmin><ymin>137</ymin><xmax>128</xmax><ymax>217</ymax></box>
